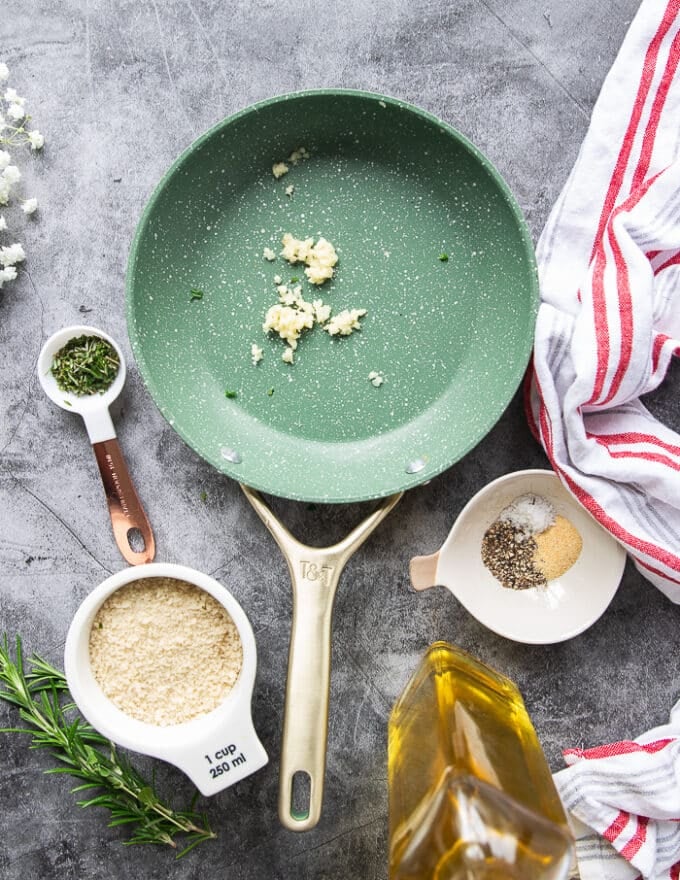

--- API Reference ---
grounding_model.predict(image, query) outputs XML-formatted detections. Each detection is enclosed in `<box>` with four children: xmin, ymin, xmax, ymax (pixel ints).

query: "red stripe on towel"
<box><xmin>596</xmin><ymin>444</ymin><xmax>680</xmax><ymax>471</ymax></box>
<box><xmin>631</xmin><ymin>24</ymin><xmax>680</xmax><ymax>190</ymax></box>
<box><xmin>564</xmin><ymin>738</ymin><xmax>675</xmax><ymax>760</ymax></box>
<box><xmin>620</xmin><ymin>816</ymin><xmax>649</xmax><ymax>860</ymax></box>
<box><xmin>590</xmin><ymin>1</ymin><xmax>679</xmax><ymax>258</ymax></box>
<box><xmin>654</xmin><ymin>250</ymin><xmax>680</xmax><ymax>274</ymax></box>
<box><xmin>636</xmin><ymin>558</ymin><xmax>680</xmax><ymax>586</ymax></box>
<box><xmin>590</xmin><ymin>174</ymin><xmax>660</xmax><ymax>405</ymax></box>
<box><xmin>588</xmin><ymin>4</ymin><xmax>679</xmax><ymax>404</ymax></box>
<box><xmin>585</xmin><ymin>430</ymin><xmax>680</xmax><ymax>456</ymax></box>
<box><xmin>604</xmin><ymin>810</ymin><xmax>630</xmax><ymax>843</ymax></box>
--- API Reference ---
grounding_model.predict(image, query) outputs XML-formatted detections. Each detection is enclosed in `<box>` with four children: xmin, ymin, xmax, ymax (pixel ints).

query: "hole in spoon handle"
<box><xmin>92</xmin><ymin>439</ymin><xmax>156</xmax><ymax>565</ymax></box>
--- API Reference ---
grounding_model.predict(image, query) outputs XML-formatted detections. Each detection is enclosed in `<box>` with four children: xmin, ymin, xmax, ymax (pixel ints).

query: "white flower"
<box><xmin>0</xmin><ymin>179</ymin><xmax>10</xmax><ymax>206</ymax></box>
<box><xmin>0</xmin><ymin>242</ymin><xmax>26</xmax><ymax>266</ymax></box>
<box><xmin>7</xmin><ymin>103</ymin><xmax>24</xmax><ymax>121</ymax></box>
<box><xmin>0</xmin><ymin>265</ymin><xmax>17</xmax><ymax>287</ymax></box>
<box><xmin>3</xmin><ymin>88</ymin><xmax>24</xmax><ymax>106</ymax></box>
<box><xmin>2</xmin><ymin>165</ymin><xmax>21</xmax><ymax>185</ymax></box>
<box><xmin>0</xmin><ymin>114</ymin><xmax>5</xmax><ymax>132</ymax></box>
<box><xmin>0</xmin><ymin>215</ymin><xmax>6</xmax><ymax>230</ymax></box>
<box><xmin>0</xmin><ymin>150</ymin><xmax>10</xmax><ymax>171</ymax></box>
<box><xmin>21</xmin><ymin>198</ymin><xmax>37</xmax><ymax>215</ymax></box>
<box><xmin>27</xmin><ymin>130</ymin><xmax>44</xmax><ymax>150</ymax></box>
<box><xmin>0</xmin><ymin>63</ymin><xmax>9</xmax><ymax>83</ymax></box>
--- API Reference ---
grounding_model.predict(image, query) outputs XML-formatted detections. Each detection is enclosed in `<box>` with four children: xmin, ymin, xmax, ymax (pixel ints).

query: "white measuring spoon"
<box><xmin>37</xmin><ymin>324</ymin><xmax>155</xmax><ymax>565</ymax></box>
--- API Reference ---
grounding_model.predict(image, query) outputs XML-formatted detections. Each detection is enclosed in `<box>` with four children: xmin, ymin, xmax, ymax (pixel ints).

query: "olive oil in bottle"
<box><xmin>388</xmin><ymin>642</ymin><xmax>573</xmax><ymax>880</ymax></box>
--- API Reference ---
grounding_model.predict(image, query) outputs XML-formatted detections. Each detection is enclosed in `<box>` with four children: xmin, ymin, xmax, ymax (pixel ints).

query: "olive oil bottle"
<box><xmin>388</xmin><ymin>642</ymin><xmax>573</xmax><ymax>880</ymax></box>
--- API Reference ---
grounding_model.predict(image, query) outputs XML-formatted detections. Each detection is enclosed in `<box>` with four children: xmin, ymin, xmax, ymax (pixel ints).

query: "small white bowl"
<box><xmin>410</xmin><ymin>469</ymin><xmax>627</xmax><ymax>644</ymax></box>
<box><xmin>64</xmin><ymin>563</ymin><xmax>268</xmax><ymax>795</ymax></box>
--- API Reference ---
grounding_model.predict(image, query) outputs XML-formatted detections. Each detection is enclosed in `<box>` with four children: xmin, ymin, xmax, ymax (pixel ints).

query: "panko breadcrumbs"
<box><xmin>89</xmin><ymin>577</ymin><xmax>243</xmax><ymax>727</ymax></box>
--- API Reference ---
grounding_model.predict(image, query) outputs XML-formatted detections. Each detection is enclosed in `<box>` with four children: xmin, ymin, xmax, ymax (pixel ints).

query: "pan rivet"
<box><xmin>220</xmin><ymin>446</ymin><xmax>242</xmax><ymax>464</ymax></box>
<box><xmin>406</xmin><ymin>458</ymin><xmax>426</xmax><ymax>474</ymax></box>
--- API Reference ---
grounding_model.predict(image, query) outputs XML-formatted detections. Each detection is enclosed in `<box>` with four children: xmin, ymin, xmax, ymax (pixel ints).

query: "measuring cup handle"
<box><xmin>92</xmin><ymin>439</ymin><xmax>155</xmax><ymax>565</ymax></box>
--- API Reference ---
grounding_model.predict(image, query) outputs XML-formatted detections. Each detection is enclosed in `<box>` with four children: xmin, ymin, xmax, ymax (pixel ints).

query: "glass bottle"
<box><xmin>388</xmin><ymin>642</ymin><xmax>574</xmax><ymax>880</ymax></box>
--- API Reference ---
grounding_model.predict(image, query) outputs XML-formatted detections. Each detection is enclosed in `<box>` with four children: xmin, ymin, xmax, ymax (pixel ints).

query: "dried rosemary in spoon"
<box><xmin>50</xmin><ymin>334</ymin><xmax>120</xmax><ymax>395</ymax></box>
<box><xmin>0</xmin><ymin>636</ymin><xmax>216</xmax><ymax>857</ymax></box>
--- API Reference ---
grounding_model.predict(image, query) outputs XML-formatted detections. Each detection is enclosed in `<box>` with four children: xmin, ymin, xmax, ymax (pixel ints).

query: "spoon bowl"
<box><xmin>37</xmin><ymin>324</ymin><xmax>127</xmax><ymax>419</ymax></box>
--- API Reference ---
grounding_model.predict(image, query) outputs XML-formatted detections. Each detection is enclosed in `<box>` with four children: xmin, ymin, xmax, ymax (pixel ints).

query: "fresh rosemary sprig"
<box><xmin>50</xmin><ymin>334</ymin><xmax>120</xmax><ymax>396</ymax></box>
<box><xmin>0</xmin><ymin>636</ymin><xmax>216</xmax><ymax>857</ymax></box>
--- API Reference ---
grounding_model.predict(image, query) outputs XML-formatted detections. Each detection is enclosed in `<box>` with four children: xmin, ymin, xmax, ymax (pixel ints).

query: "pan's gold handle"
<box><xmin>241</xmin><ymin>485</ymin><xmax>402</xmax><ymax>831</ymax></box>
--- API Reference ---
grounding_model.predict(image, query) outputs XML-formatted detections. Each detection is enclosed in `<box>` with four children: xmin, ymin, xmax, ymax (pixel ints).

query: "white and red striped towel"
<box><xmin>526</xmin><ymin>0</ymin><xmax>680</xmax><ymax>600</ymax></box>
<box><xmin>553</xmin><ymin>700</ymin><xmax>680</xmax><ymax>879</ymax></box>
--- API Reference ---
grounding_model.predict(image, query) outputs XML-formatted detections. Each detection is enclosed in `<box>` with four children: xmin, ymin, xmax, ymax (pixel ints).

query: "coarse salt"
<box><xmin>498</xmin><ymin>493</ymin><xmax>555</xmax><ymax>541</ymax></box>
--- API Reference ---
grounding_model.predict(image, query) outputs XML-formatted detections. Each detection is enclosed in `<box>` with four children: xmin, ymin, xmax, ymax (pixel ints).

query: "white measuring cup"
<box><xmin>37</xmin><ymin>324</ymin><xmax>155</xmax><ymax>565</ymax></box>
<box><xmin>64</xmin><ymin>562</ymin><xmax>268</xmax><ymax>795</ymax></box>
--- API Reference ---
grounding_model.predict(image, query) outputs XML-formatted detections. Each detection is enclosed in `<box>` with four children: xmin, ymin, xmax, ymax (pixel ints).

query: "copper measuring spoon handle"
<box><xmin>92</xmin><ymin>438</ymin><xmax>155</xmax><ymax>565</ymax></box>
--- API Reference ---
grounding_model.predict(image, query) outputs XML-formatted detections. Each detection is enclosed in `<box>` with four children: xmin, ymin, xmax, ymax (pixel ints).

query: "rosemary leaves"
<box><xmin>50</xmin><ymin>334</ymin><xmax>120</xmax><ymax>396</ymax></box>
<box><xmin>0</xmin><ymin>636</ymin><xmax>215</xmax><ymax>856</ymax></box>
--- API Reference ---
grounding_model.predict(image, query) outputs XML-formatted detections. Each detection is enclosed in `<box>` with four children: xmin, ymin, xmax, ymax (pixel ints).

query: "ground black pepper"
<box><xmin>481</xmin><ymin>520</ymin><xmax>547</xmax><ymax>590</ymax></box>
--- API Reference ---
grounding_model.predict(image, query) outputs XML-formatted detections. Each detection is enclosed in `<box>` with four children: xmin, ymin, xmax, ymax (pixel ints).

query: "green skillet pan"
<box><xmin>126</xmin><ymin>89</ymin><xmax>538</xmax><ymax>829</ymax></box>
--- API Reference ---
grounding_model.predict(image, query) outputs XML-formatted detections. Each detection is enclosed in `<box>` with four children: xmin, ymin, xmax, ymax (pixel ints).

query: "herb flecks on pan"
<box><xmin>0</xmin><ymin>636</ymin><xmax>216</xmax><ymax>857</ymax></box>
<box><xmin>50</xmin><ymin>334</ymin><xmax>120</xmax><ymax>396</ymax></box>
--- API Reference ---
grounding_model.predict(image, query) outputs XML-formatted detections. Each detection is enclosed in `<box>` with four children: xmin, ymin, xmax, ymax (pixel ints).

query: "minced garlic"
<box><xmin>262</xmin><ymin>282</ymin><xmax>331</xmax><ymax>350</ymax></box>
<box><xmin>368</xmin><ymin>370</ymin><xmax>384</xmax><ymax>387</ymax></box>
<box><xmin>325</xmin><ymin>308</ymin><xmax>367</xmax><ymax>336</ymax></box>
<box><xmin>271</xmin><ymin>147</ymin><xmax>309</xmax><ymax>180</ymax></box>
<box><xmin>288</xmin><ymin>146</ymin><xmax>309</xmax><ymax>165</ymax></box>
<box><xmin>263</xmin><ymin>246</ymin><xmax>276</xmax><ymax>261</ymax></box>
<box><xmin>280</xmin><ymin>233</ymin><xmax>338</xmax><ymax>285</ymax></box>
<box><xmin>258</xmin><ymin>228</ymin><xmax>365</xmax><ymax>363</ymax></box>
<box><xmin>313</xmin><ymin>299</ymin><xmax>331</xmax><ymax>324</ymax></box>
<box><xmin>251</xmin><ymin>343</ymin><xmax>264</xmax><ymax>365</ymax></box>
<box><xmin>89</xmin><ymin>577</ymin><xmax>243</xmax><ymax>727</ymax></box>
<box><xmin>263</xmin><ymin>303</ymin><xmax>313</xmax><ymax>349</ymax></box>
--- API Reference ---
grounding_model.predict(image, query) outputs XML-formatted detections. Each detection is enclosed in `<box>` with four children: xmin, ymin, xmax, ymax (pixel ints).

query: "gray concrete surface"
<box><xmin>2</xmin><ymin>1</ymin><xmax>679</xmax><ymax>878</ymax></box>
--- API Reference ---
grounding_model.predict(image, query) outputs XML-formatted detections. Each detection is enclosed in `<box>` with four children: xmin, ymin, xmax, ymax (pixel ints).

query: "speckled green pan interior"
<box><xmin>126</xmin><ymin>89</ymin><xmax>538</xmax><ymax>503</ymax></box>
